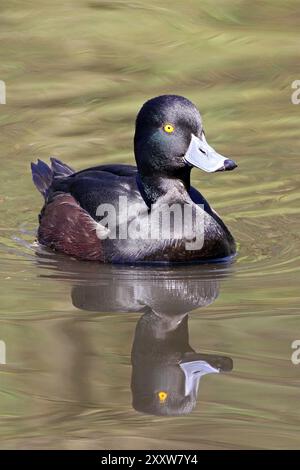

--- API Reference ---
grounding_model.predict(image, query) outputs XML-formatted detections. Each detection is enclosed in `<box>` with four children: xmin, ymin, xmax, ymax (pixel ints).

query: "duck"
<box><xmin>31</xmin><ymin>94</ymin><xmax>237</xmax><ymax>264</ymax></box>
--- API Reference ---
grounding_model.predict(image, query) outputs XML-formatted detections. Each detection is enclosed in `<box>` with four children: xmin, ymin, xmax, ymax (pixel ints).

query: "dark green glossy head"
<box><xmin>134</xmin><ymin>95</ymin><xmax>202</xmax><ymax>176</ymax></box>
<box><xmin>134</xmin><ymin>94</ymin><xmax>237</xmax><ymax>177</ymax></box>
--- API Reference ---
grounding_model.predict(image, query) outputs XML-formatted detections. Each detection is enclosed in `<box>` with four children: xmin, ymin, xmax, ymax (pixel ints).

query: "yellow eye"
<box><xmin>163</xmin><ymin>124</ymin><xmax>174</xmax><ymax>134</ymax></box>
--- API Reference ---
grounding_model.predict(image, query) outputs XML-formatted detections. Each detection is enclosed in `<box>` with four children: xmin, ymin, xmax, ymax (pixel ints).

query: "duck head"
<box><xmin>134</xmin><ymin>95</ymin><xmax>237</xmax><ymax>182</ymax></box>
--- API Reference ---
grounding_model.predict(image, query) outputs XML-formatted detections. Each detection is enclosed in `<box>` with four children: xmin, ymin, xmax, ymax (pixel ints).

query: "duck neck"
<box><xmin>136</xmin><ymin>168</ymin><xmax>192</xmax><ymax>208</ymax></box>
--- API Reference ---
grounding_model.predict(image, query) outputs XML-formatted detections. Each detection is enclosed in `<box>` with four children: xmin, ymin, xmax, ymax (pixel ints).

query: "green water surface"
<box><xmin>0</xmin><ymin>0</ymin><xmax>300</xmax><ymax>449</ymax></box>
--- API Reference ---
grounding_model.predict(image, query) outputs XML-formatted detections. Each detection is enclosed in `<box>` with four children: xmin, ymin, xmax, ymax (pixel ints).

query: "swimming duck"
<box><xmin>31</xmin><ymin>95</ymin><xmax>237</xmax><ymax>264</ymax></box>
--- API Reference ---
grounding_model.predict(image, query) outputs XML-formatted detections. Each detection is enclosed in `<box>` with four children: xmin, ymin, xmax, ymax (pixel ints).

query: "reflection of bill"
<box><xmin>0</xmin><ymin>340</ymin><xmax>6</xmax><ymax>364</ymax></box>
<box><xmin>0</xmin><ymin>81</ymin><xmax>6</xmax><ymax>105</ymax></box>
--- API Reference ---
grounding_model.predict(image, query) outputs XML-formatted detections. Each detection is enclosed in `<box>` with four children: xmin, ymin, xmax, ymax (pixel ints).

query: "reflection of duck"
<box><xmin>132</xmin><ymin>313</ymin><xmax>232</xmax><ymax>416</ymax></box>
<box><xmin>37</xmin><ymin>253</ymin><xmax>233</xmax><ymax>416</ymax></box>
<box><xmin>31</xmin><ymin>95</ymin><xmax>237</xmax><ymax>264</ymax></box>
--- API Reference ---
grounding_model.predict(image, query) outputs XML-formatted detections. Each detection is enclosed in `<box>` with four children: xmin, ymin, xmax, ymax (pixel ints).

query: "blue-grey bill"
<box><xmin>184</xmin><ymin>133</ymin><xmax>236</xmax><ymax>172</ymax></box>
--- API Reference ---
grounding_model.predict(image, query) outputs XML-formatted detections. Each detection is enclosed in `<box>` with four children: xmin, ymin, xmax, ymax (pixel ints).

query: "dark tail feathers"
<box><xmin>31</xmin><ymin>157</ymin><xmax>75</xmax><ymax>198</ymax></box>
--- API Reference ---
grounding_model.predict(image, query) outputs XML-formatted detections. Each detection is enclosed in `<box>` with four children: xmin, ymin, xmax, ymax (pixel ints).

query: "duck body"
<box><xmin>32</xmin><ymin>95</ymin><xmax>237</xmax><ymax>264</ymax></box>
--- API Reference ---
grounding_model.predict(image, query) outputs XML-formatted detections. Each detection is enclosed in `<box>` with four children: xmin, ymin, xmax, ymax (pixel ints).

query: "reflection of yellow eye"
<box><xmin>163</xmin><ymin>124</ymin><xmax>174</xmax><ymax>133</ymax></box>
<box><xmin>158</xmin><ymin>391</ymin><xmax>168</xmax><ymax>403</ymax></box>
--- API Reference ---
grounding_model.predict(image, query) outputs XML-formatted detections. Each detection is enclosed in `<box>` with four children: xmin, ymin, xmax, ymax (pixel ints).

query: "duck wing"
<box><xmin>49</xmin><ymin>163</ymin><xmax>143</xmax><ymax>222</ymax></box>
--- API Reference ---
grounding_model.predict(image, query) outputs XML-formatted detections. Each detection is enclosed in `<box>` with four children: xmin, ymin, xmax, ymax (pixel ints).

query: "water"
<box><xmin>1</xmin><ymin>0</ymin><xmax>300</xmax><ymax>449</ymax></box>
